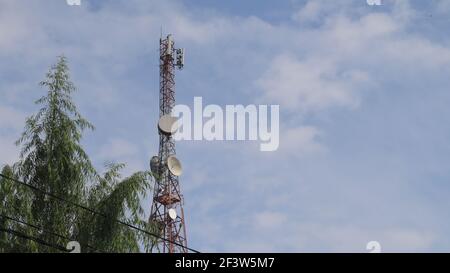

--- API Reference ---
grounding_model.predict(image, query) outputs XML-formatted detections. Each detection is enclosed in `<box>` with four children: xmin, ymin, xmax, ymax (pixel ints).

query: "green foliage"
<box><xmin>0</xmin><ymin>56</ymin><xmax>154</xmax><ymax>252</ymax></box>
<box><xmin>0</xmin><ymin>165</ymin><xmax>37</xmax><ymax>252</ymax></box>
<box><xmin>78</xmin><ymin>163</ymin><xmax>154</xmax><ymax>252</ymax></box>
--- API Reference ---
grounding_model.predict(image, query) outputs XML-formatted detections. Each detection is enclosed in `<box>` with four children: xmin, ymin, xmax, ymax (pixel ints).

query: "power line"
<box><xmin>0</xmin><ymin>227</ymin><xmax>69</xmax><ymax>253</ymax></box>
<box><xmin>0</xmin><ymin>173</ymin><xmax>200</xmax><ymax>253</ymax></box>
<box><xmin>0</xmin><ymin>173</ymin><xmax>198</xmax><ymax>252</ymax></box>
<box><xmin>0</xmin><ymin>213</ymin><xmax>103</xmax><ymax>253</ymax></box>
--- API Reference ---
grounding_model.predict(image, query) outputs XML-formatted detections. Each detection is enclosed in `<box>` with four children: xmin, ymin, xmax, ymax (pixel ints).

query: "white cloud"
<box><xmin>280</xmin><ymin>126</ymin><xmax>325</xmax><ymax>157</ymax></box>
<box><xmin>0</xmin><ymin>1</ymin><xmax>34</xmax><ymax>52</ymax></box>
<box><xmin>96</xmin><ymin>138</ymin><xmax>146</xmax><ymax>176</ymax></box>
<box><xmin>256</xmin><ymin>3</ymin><xmax>450</xmax><ymax>116</ymax></box>
<box><xmin>291</xmin><ymin>1</ymin><xmax>356</xmax><ymax>24</ymax></box>
<box><xmin>292</xmin><ymin>1</ymin><xmax>324</xmax><ymax>24</ymax></box>
<box><xmin>256</xmin><ymin>54</ymin><xmax>365</xmax><ymax>112</ymax></box>
<box><xmin>98</xmin><ymin>138</ymin><xmax>139</xmax><ymax>160</ymax></box>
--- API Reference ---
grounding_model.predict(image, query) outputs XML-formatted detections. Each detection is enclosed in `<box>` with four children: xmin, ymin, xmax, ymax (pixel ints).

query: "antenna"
<box><xmin>149</xmin><ymin>34</ymin><xmax>188</xmax><ymax>253</ymax></box>
<box><xmin>167</xmin><ymin>155</ymin><xmax>183</xmax><ymax>176</ymax></box>
<box><xmin>158</xmin><ymin>114</ymin><xmax>179</xmax><ymax>135</ymax></box>
<box><xmin>150</xmin><ymin>156</ymin><xmax>160</xmax><ymax>175</ymax></box>
<box><xmin>176</xmin><ymin>48</ymin><xmax>184</xmax><ymax>69</ymax></box>
<box><xmin>168</xmin><ymin>208</ymin><xmax>177</xmax><ymax>220</ymax></box>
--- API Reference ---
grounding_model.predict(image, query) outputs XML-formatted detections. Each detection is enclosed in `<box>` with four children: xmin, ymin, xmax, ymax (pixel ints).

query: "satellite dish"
<box><xmin>168</xmin><ymin>208</ymin><xmax>177</xmax><ymax>220</ymax></box>
<box><xmin>167</xmin><ymin>155</ymin><xmax>182</xmax><ymax>176</ymax></box>
<box><xmin>158</xmin><ymin>115</ymin><xmax>178</xmax><ymax>135</ymax></box>
<box><xmin>150</xmin><ymin>156</ymin><xmax>160</xmax><ymax>174</ymax></box>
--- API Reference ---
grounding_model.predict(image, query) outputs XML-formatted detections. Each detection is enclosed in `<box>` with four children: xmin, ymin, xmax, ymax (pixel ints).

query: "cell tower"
<box><xmin>149</xmin><ymin>34</ymin><xmax>187</xmax><ymax>253</ymax></box>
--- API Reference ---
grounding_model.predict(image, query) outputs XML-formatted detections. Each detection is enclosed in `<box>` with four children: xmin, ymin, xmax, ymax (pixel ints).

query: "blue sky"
<box><xmin>1</xmin><ymin>0</ymin><xmax>450</xmax><ymax>252</ymax></box>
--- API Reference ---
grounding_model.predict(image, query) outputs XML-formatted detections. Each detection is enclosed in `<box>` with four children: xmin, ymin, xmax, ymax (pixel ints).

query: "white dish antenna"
<box><xmin>168</xmin><ymin>208</ymin><xmax>177</xmax><ymax>220</ymax></box>
<box><xmin>150</xmin><ymin>156</ymin><xmax>160</xmax><ymax>174</ymax></box>
<box><xmin>167</xmin><ymin>155</ymin><xmax>183</xmax><ymax>176</ymax></box>
<box><xmin>158</xmin><ymin>115</ymin><xmax>178</xmax><ymax>135</ymax></box>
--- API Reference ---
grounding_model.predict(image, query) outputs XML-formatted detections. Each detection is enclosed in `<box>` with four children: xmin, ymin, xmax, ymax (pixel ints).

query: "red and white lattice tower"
<box><xmin>149</xmin><ymin>34</ymin><xmax>187</xmax><ymax>253</ymax></box>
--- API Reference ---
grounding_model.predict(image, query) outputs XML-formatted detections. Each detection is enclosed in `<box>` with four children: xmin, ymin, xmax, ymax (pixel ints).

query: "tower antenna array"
<box><xmin>149</xmin><ymin>34</ymin><xmax>187</xmax><ymax>253</ymax></box>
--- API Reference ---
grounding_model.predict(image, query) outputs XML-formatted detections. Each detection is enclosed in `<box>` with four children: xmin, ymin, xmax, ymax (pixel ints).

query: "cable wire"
<box><xmin>0</xmin><ymin>213</ymin><xmax>103</xmax><ymax>253</ymax></box>
<box><xmin>0</xmin><ymin>227</ymin><xmax>69</xmax><ymax>253</ymax></box>
<box><xmin>0</xmin><ymin>173</ymin><xmax>200</xmax><ymax>253</ymax></box>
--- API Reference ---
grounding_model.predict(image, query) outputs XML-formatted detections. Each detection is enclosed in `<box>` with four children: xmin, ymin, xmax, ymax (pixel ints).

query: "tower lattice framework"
<box><xmin>149</xmin><ymin>35</ymin><xmax>187</xmax><ymax>253</ymax></box>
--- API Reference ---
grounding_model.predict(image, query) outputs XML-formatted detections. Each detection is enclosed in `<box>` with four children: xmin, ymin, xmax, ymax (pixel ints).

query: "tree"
<box><xmin>0</xmin><ymin>165</ymin><xmax>36</xmax><ymax>252</ymax></box>
<box><xmin>0</xmin><ymin>56</ymin><xmax>155</xmax><ymax>252</ymax></box>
